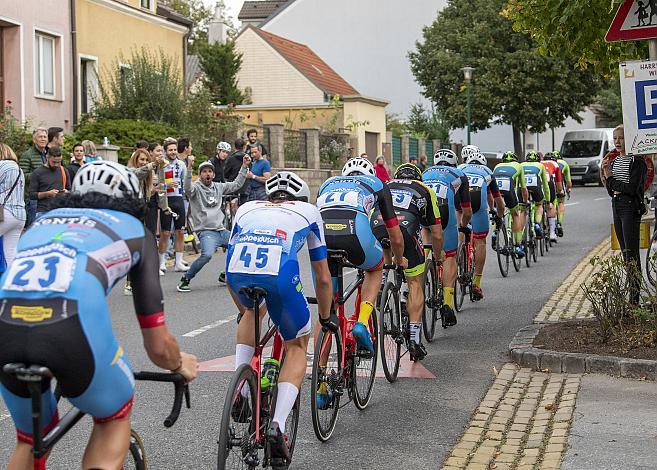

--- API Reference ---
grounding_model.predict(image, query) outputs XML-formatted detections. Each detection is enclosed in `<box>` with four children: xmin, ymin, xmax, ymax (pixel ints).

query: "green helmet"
<box><xmin>552</xmin><ymin>150</ymin><xmax>561</xmax><ymax>160</ymax></box>
<box><xmin>394</xmin><ymin>162</ymin><xmax>423</xmax><ymax>181</ymax></box>
<box><xmin>502</xmin><ymin>151</ymin><xmax>518</xmax><ymax>163</ymax></box>
<box><xmin>525</xmin><ymin>151</ymin><xmax>540</xmax><ymax>162</ymax></box>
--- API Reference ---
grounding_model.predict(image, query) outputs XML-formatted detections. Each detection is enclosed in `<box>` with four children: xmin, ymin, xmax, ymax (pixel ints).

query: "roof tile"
<box><xmin>238</xmin><ymin>1</ymin><xmax>288</xmax><ymax>20</ymax></box>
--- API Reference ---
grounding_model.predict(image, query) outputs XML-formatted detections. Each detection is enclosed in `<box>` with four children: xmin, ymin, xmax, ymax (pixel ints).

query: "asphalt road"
<box><xmin>0</xmin><ymin>185</ymin><xmax>612</xmax><ymax>469</ymax></box>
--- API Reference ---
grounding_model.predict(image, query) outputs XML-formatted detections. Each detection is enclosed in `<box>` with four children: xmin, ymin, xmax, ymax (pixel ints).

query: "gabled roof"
<box><xmin>238</xmin><ymin>1</ymin><xmax>289</xmax><ymax>21</ymax></box>
<box><xmin>259</xmin><ymin>0</ymin><xmax>298</xmax><ymax>26</ymax></box>
<box><xmin>245</xmin><ymin>26</ymin><xmax>358</xmax><ymax>97</ymax></box>
<box><xmin>156</xmin><ymin>1</ymin><xmax>193</xmax><ymax>27</ymax></box>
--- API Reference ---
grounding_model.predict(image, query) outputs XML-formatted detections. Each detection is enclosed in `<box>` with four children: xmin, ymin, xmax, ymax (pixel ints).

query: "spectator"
<box><xmin>601</xmin><ymin>124</ymin><xmax>648</xmax><ymax>305</ymax></box>
<box><xmin>176</xmin><ymin>155</ymin><xmax>251</xmax><ymax>292</ymax></box>
<box><xmin>246</xmin><ymin>145</ymin><xmax>271</xmax><ymax>201</ymax></box>
<box><xmin>374</xmin><ymin>156</ymin><xmax>391</xmax><ymax>182</ymax></box>
<box><xmin>246</xmin><ymin>128</ymin><xmax>268</xmax><ymax>158</ymax></box>
<box><xmin>177</xmin><ymin>137</ymin><xmax>194</xmax><ymax>167</ymax></box>
<box><xmin>29</xmin><ymin>146</ymin><xmax>70</xmax><ymax>219</ymax></box>
<box><xmin>19</xmin><ymin>127</ymin><xmax>48</xmax><ymax>227</ymax></box>
<box><xmin>47</xmin><ymin>126</ymin><xmax>65</xmax><ymax>148</ymax></box>
<box><xmin>158</xmin><ymin>137</ymin><xmax>188</xmax><ymax>274</ymax></box>
<box><xmin>409</xmin><ymin>155</ymin><xmax>420</xmax><ymax>168</ymax></box>
<box><xmin>419</xmin><ymin>155</ymin><xmax>428</xmax><ymax>171</ymax></box>
<box><xmin>0</xmin><ymin>143</ymin><xmax>26</xmax><ymax>270</ymax></box>
<box><xmin>210</xmin><ymin>141</ymin><xmax>231</xmax><ymax>183</ymax></box>
<box><xmin>360</xmin><ymin>153</ymin><xmax>368</xmax><ymax>159</ymax></box>
<box><xmin>225</xmin><ymin>138</ymin><xmax>250</xmax><ymax>204</ymax></box>
<box><xmin>82</xmin><ymin>139</ymin><xmax>101</xmax><ymax>163</ymax></box>
<box><xmin>146</xmin><ymin>142</ymin><xmax>170</xmax><ymax>237</ymax></box>
<box><xmin>134</xmin><ymin>139</ymin><xmax>149</xmax><ymax>151</ymax></box>
<box><xmin>66</xmin><ymin>143</ymin><xmax>86</xmax><ymax>180</ymax></box>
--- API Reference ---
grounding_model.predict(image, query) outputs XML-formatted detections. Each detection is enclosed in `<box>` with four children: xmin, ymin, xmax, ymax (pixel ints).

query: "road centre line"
<box><xmin>565</xmin><ymin>202</ymin><xmax>580</xmax><ymax>206</ymax></box>
<box><xmin>594</xmin><ymin>197</ymin><xmax>608</xmax><ymax>201</ymax></box>
<box><xmin>182</xmin><ymin>315</ymin><xmax>238</xmax><ymax>338</ymax></box>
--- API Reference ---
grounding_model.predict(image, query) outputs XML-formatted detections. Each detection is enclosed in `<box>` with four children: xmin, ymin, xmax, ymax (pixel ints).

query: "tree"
<box><xmin>406</xmin><ymin>103</ymin><xmax>450</xmax><ymax>142</ymax></box>
<box><xmin>198</xmin><ymin>40</ymin><xmax>246</xmax><ymax>105</ymax></box>
<box><xmin>409</xmin><ymin>0</ymin><xmax>601</xmax><ymax>156</ymax></box>
<box><xmin>502</xmin><ymin>1</ymin><xmax>647</xmax><ymax>78</ymax></box>
<box><xmin>165</xmin><ymin>0</ymin><xmax>212</xmax><ymax>52</ymax></box>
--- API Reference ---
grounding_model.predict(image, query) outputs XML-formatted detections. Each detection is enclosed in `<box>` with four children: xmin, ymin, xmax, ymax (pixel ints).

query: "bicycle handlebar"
<box><xmin>133</xmin><ymin>372</ymin><xmax>190</xmax><ymax>428</ymax></box>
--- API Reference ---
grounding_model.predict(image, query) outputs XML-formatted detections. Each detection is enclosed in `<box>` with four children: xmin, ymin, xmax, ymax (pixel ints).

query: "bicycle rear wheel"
<box><xmin>217</xmin><ymin>364</ymin><xmax>259</xmax><ymax>470</ymax></box>
<box><xmin>496</xmin><ymin>224</ymin><xmax>509</xmax><ymax>278</ymax></box>
<box><xmin>310</xmin><ymin>328</ymin><xmax>343</xmax><ymax>442</ymax></box>
<box><xmin>379</xmin><ymin>281</ymin><xmax>401</xmax><ymax>381</ymax></box>
<box><xmin>647</xmin><ymin>232</ymin><xmax>657</xmax><ymax>287</ymax></box>
<box><xmin>353</xmin><ymin>311</ymin><xmax>378</xmax><ymax>410</ymax></box>
<box><xmin>523</xmin><ymin>227</ymin><xmax>531</xmax><ymax>269</ymax></box>
<box><xmin>124</xmin><ymin>430</ymin><xmax>147</xmax><ymax>470</ymax></box>
<box><xmin>454</xmin><ymin>244</ymin><xmax>467</xmax><ymax>311</ymax></box>
<box><xmin>422</xmin><ymin>260</ymin><xmax>438</xmax><ymax>342</ymax></box>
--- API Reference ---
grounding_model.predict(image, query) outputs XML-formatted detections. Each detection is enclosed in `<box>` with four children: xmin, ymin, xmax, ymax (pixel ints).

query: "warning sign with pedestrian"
<box><xmin>620</xmin><ymin>59</ymin><xmax>657</xmax><ymax>154</ymax></box>
<box><xmin>606</xmin><ymin>0</ymin><xmax>657</xmax><ymax>42</ymax></box>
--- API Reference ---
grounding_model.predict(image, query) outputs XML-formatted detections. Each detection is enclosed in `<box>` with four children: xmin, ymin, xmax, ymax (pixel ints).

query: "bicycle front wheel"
<box><xmin>353</xmin><ymin>310</ymin><xmax>378</xmax><ymax>410</ymax></box>
<box><xmin>423</xmin><ymin>259</ymin><xmax>438</xmax><ymax>342</ymax></box>
<box><xmin>217</xmin><ymin>364</ymin><xmax>259</xmax><ymax>470</ymax></box>
<box><xmin>379</xmin><ymin>281</ymin><xmax>401</xmax><ymax>382</ymax></box>
<box><xmin>454</xmin><ymin>244</ymin><xmax>467</xmax><ymax>312</ymax></box>
<box><xmin>124</xmin><ymin>430</ymin><xmax>147</xmax><ymax>470</ymax></box>
<box><xmin>496</xmin><ymin>224</ymin><xmax>509</xmax><ymax>278</ymax></box>
<box><xmin>647</xmin><ymin>233</ymin><xmax>657</xmax><ymax>287</ymax></box>
<box><xmin>311</xmin><ymin>328</ymin><xmax>343</xmax><ymax>442</ymax></box>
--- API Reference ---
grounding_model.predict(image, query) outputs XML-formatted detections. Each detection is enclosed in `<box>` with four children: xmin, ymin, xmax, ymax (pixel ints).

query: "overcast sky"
<box><xmin>204</xmin><ymin>0</ymin><xmax>245</xmax><ymax>25</ymax></box>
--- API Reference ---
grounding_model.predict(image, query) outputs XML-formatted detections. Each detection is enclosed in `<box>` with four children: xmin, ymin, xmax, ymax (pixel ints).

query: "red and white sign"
<box><xmin>606</xmin><ymin>0</ymin><xmax>657</xmax><ymax>42</ymax></box>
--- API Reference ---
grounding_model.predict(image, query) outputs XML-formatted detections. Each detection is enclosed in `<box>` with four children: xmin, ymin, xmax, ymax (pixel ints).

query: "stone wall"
<box><xmin>273</xmin><ymin>167</ymin><xmax>340</xmax><ymax>201</ymax></box>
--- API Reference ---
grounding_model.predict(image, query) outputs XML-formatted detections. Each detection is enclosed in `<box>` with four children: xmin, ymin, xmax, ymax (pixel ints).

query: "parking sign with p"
<box><xmin>620</xmin><ymin>60</ymin><xmax>657</xmax><ymax>154</ymax></box>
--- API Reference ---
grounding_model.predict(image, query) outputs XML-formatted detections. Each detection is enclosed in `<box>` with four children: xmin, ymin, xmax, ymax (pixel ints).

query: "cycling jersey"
<box><xmin>162</xmin><ymin>158</ymin><xmax>186</xmax><ymax>197</ymax></box>
<box><xmin>226</xmin><ymin>200</ymin><xmax>326</xmax><ymax>341</ymax></box>
<box><xmin>458</xmin><ymin>163</ymin><xmax>501</xmax><ymax>238</ymax></box>
<box><xmin>521</xmin><ymin>162</ymin><xmax>550</xmax><ymax>203</ymax></box>
<box><xmin>0</xmin><ymin>208</ymin><xmax>164</xmax><ymax>443</ymax></box>
<box><xmin>317</xmin><ymin>175</ymin><xmax>397</xmax><ymax>273</ymax></box>
<box><xmin>542</xmin><ymin>160</ymin><xmax>563</xmax><ymax>203</ymax></box>
<box><xmin>422</xmin><ymin>165</ymin><xmax>470</xmax><ymax>257</ymax></box>
<box><xmin>557</xmin><ymin>159</ymin><xmax>571</xmax><ymax>187</ymax></box>
<box><xmin>493</xmin><ymin>162</ymin><xmax>526</xmax><ymax>209</ymax></box>
<box><xmin>370</xmin><ymin>179</ymin><xmax>440</xmax><ymax>276</ymax></box>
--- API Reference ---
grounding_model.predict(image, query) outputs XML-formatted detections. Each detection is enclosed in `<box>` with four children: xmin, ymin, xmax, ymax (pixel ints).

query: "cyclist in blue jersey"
<box><xmin>226</xmin><ymin>171</ymin><xmax>334</xmax><ymax>465</ymax></box>
<box><xmin>458</xmin><ymin>152</ymin><xmax>505</xmax><ymax>300</ymax></box>
<box><xmin>0</xmin><ymin>161</ymin><xmax>198</xmax><ymax>470</ymax></box>
<box><xmin>317</xmin><ymin>157</ymin><xmax>407</xmax><ymax>353</ymax></box>
<box><xmin>423</xmin><ymin>149</ymin><xmax>472</xmax><ymax>324</ymax></box>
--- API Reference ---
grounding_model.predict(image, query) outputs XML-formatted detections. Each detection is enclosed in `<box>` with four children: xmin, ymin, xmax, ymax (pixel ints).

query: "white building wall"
<box><xmin>235</xmin><ymin>27</ymin><xmax>324</xmax><ymax>105</ymax></box>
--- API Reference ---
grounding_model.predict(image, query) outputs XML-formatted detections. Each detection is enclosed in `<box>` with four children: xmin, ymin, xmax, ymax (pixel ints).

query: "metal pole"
<box><xmin>466</xmin><ymin>81</ymin><xmax>472</xmax><ymax>145</ymax></box>
<box><xmin>650</xmin><ymin>39</ymin><xmax>657</xmax><ymax>60</ymax></box>
<box><xmin>551</xmin><ymin>127</ymin><xmax>555</xmax><ymax>150</ymax></box>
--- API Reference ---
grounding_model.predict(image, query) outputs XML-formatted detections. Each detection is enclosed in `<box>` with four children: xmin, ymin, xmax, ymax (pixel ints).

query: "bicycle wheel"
<box><xmin>538</xmin><ymin>226</ymin><xmax>545</xmax><ymax>257</ymax></box>
<box><xmin>496</xmin><ymin>223</ymin><xmax>509</xmax><ymax>278</ymax></box>
<box><xmin>454</xmin><ymin>244</ymin><xmax>467</xmax><ymax>311</ymax></box>
<box><xmin>217</xmin><ymin>364</ymin><xmax>259</xmax><ymax>470</ymax></box>
<box><xmin>467</xmin><ymin>248</ymin><xmax>476</xmax><ymax>303</ymax></box>
<box><xmin>646</xmin><ymin>232</ymin><xmax>657</xmax><ymax>287</ymax></box>
<box><xmin>353</xmin><ymin>311</ymin><xmax>378</xmax><ymax>410</ymax></box>
<box><xmin>523</xmin><ymin>228</ymin><xmax>531</xmax><ymax>269</ymax></box>
<box><xmin>422</xmin><ymin>260</ymin><xmax>438</xmax><ymax>342</ymax></box>
<box><xmin>310</xmin><ymin>328</ymin><xmax>343</xmax><ymax>442</ymax></box>
<box><xmin>124</xmin><ymin>430</ymin><xmax>147</xmax><ymax>470</ymax></box>
<box><xmin>379</xmin><ymin>281</ymin><xmax>401</xmax><ymax>382</ymax></box>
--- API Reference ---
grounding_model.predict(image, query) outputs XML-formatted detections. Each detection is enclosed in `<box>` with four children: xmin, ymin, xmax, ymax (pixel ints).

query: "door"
<box><xmin>365</xmin><ymin>132</ymin><xmax>378</xmax><ymax>160</ymax></box>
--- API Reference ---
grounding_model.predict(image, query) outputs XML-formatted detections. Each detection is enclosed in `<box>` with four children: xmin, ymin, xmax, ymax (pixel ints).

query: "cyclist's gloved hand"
<box><xmin>319</xmin><ymin>311</ymin><xmax>339</xmax><ymax>334</ymax></box>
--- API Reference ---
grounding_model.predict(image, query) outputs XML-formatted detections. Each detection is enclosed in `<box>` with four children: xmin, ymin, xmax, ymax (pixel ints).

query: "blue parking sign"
<box><xmin>635</xmin><ymin>79</ymin><xmax>657</xmax><ymax>129</ymax></box>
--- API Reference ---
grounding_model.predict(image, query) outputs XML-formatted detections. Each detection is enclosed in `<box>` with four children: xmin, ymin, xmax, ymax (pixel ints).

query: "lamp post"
<box><xmin>461</xmin><ymin>66</ymin><xmax>475</xmax><ymax>145</ymax></box>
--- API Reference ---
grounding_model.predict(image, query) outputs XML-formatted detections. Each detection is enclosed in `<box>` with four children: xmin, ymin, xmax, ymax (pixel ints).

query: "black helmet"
<box><xmin>394</xmin><ymin>163</ymin><xmax>423</xmax><ymax>181</ymax></box>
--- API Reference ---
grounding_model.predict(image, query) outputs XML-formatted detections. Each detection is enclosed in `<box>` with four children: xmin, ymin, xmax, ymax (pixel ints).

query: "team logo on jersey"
<box><xmin>275</xmin><ymin>229</ymin><xmax>287</xmax><ymax>240</ymax></box>
<box><xmin>254</xmin><ymin>229</ymin><xmax>274</xmax><ymax>235</ymax></box>
<box><xmin>325</xmin><ymin>223</ymin><xmax>348</xmax><ymax>231</ymax></box>
<box><xmin>11</xmin><ymin>305</ymin><xmax>53</xmax><ymax>323</ymax></box>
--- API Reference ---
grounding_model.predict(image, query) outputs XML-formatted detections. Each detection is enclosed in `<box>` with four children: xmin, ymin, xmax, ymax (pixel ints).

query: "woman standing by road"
<box><xmin>601</xmin><ymin>124</ymin><xmax>648</xmax><ymax>305</ymax></box>
<box><xmin>0</xmin><ymin>143</ymin><xmax>26</xmax><ymax>270</ymax></box>
<box><xmin>375</xmin><ymin>156</ymin><xmax>391</xmax><ymax>182</ymax></box>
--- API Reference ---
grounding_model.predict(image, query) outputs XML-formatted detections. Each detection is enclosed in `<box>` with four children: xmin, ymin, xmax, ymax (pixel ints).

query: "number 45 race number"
<box><xmin>228</xmin><ymin>243</ymin><xmax>282</xmax><ymax>276</ymax></box>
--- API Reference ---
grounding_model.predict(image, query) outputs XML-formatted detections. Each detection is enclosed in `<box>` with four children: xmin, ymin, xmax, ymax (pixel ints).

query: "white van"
<box><xmin>559</xmin><ymin>128</ymin><xmax>614</xmax><ymax>185</ymax></box>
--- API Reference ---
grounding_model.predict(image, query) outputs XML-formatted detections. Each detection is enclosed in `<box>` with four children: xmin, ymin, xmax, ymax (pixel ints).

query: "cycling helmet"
<box><xmin>525</xmin><ymin>151</ymin><xmax>540</xmax><ymax>162</ymax></box>
<box><xmin>502</xmin><ymin>151</ymin><xmax>518</xmax><ymax>163</ymax></box>
<box><xmin>216</xmin><ymin>141</ymin><xmax>231</xmax><ymax>152</ymax></box>
<box><xmin>466</xmin><ymin>152</ymin><xmax>487</xmax><ymax>166</ymax></box>
<box><xmin>544</xmin><ymin>151</ymin><xmax>557</xmax><ymax>161</ymax></box>
<box><xmin>461</xmin><ymin>145</ymin><xmax>480</xmax><ymax>161</ymax></box>
<box><xmin>433</xmin><ymin>149</ymin><xmax>458</xmax><ymax>166</ymax></box>
<box><xmin>394</xmin><ymin>163</ymin><xmax>423</xmax><ymax>181</ymax></box>
<box><xmin>265</xmin><ymin>171</ymin><xmax>310</xmax><ymax>202</ymax></box>
<box><xmin>73</xmin><ymin>161</ymin><xmax>140</xmax><ymax>198</ymax></box>
<box><xmin>552</xmin><ymin>150</ymin><xmax>561</xmax><ymax>159</ymax></box>
<box><xmin>342</xmin><ymin>157</ymin><xmax>375</xmax><ymax>177</ymax></box>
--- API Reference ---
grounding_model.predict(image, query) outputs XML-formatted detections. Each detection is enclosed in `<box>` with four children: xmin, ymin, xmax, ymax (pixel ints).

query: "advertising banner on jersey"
<box><xmin>620</xmin><ymin>59</ymin><xmax>657</xmax><ymax>155</ymax></box>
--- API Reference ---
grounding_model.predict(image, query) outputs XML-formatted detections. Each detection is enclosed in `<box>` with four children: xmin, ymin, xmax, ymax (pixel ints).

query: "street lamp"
<box><xmin>461</xmin><ymin>66</ymin><xmax>475</xmax><ymax>145</ymax></box>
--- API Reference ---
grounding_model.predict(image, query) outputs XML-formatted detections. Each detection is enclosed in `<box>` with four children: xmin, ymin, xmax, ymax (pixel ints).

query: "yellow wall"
<box><xmin>343</xmin><ymin>98</ymin><xmax>388</xmax><ymax>155</ymax></box>
<box><xmin>234</xmin><ymin>104</ymin><xmax>343</xmax><ymax>130</ymax></box>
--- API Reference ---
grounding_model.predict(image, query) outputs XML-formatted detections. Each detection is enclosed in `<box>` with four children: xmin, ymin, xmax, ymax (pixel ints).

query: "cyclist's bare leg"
<box><xmin>174</xmin><ymin>229</ymin><xmax>184</xmax><ymax>253</ymax></box>
<box><xmin>474</xmin><ymin>237</ymin><xmax>486</xmax><ymax>278</ymax></box>
<box><xmin>535</xmin><ymin>202</ymin><xmax>544</xmax><ymax>226</ymax></box>
<box><xmin>406</xmin><ymin>274</ymin><xmax>423</xmax><ymax>324</ymax></box>
<box><xmin>361</xmin><ymin>266</ymin><xmax>383</xmax><ymax>312</ymax></box>
<box><xmin>82</xmin><ymin>418</ymin><xmax>131</xmax><ymax>470</ymax></box>
<box><xmin>443</xmin><ymin>256</ymin><xmax>456</xmax><ymax>300</ymax></box>
<box><xmin>7</xmin><ymin>442</ymin><xmax>32</xmax><ymax>470</ymax></box>
<box><xmin>235</xmin><ymin>306</ymin><xmax>267</xmax><ymax>347</ymax></box>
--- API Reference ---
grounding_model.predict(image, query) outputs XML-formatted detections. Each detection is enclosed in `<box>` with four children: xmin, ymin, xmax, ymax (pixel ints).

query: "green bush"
<box><xmin>0</xmin><ymin>102</ymin><xmax>32</xmax><ymax>155</ymax></box>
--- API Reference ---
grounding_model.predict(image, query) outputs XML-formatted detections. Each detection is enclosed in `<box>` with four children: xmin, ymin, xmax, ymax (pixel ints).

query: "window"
<box><xmin>35</xmin><ymin>33</ymin><xmax>55</xmax><ymax>97</ymax></box>
<box><xmin>80</xmin><ymin>58</ymin><xmax>98</xmax><ymax>114</ymax></box>
<box><xmin>141</xmin><ymin>0</ymin><xmax>151</xmax><ymax>9</ymax></box>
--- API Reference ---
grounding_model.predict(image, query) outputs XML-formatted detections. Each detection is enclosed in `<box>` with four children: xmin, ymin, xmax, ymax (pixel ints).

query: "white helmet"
<box><xmin>461</xmin><ymin>144</ymin><xmax>480</xmax><ymax>161</ymax></box>
<box><xmin>265</xmin><ymin>171</ymin><xmax>310</xmax><ymax>202</ymax></box>
<box><xmin>466</xmin><ymin>151</ymin><xmax>487</xmax><ymax>166</ymax></box>
<box><xmin>216</xmin><ymin>141</ymin><xmax>231</xmax><ymax>152</ymax></box>
<box><xmin>341</xmin><ymin>157</ymin><xmax>375</xmax><ymax>177</ymax></box>
<box><xmin>73</xmin><ymin>161</ymin><xmax>140</xmax><ymax>198</ymax></box>
<box><xmin>433</xmin><ymin>149</ymin><xmax>458</xmax><ymax>166</ymax></box>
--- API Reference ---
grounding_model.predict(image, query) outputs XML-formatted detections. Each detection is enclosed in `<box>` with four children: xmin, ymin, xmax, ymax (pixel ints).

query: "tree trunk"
<box><xmin>512</xmin><ymin>125</ymin><xmax>524</xmax><ymax>159</ymax></box>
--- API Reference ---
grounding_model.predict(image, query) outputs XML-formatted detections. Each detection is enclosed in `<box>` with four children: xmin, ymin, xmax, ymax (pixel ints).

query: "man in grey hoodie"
<box><xmin>177</xmin><ymin>155</ymin><xmax>252</xmax><ymax>292</ymax></box>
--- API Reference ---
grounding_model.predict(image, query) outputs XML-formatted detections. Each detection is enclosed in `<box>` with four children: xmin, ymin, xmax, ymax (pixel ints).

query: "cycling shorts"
<box><xmin>547</xmin><ymin>180</ymin><xmax>556</xmax><ymax>204</ymax></box>
<box><xmin>526</xmin><ymin>185</ymin><xmax>545</xmax><ymax>203</ymax></box>
<box><xmin>0</xmin><ymin>297</ymin><xmax>135</xmax><ymax>444</ymax></box>
<box><xmin>500</xmin><ymin>188</ymin><xmax>519</xmax><ymax>210</ymax></box>
<box><xmin>160</xmin><ymin>197</ymin><xmax>186</xmax><ymax>231</ymax></box>
<box><xmin>371</xmin><ymin>222</ymin><xmax>425</xmax><ymax>277</ymax></box>
<box><xmin>321</xmin><ymin>209</ymin><xmax>383</xmax><ymax>272</ymax></box>
<box><xmin>469</xmin><ymin>190</ymin><xmax>490</xmax><ymax>238</ymax></box>
<box><xmin>437</xmin><ymin>204</ymin><xmax>458</xmax><ymax>258</ymax></box>
<box><xmin>227</xmin><ymin>259</ymin><xmax>311</xmax><ymax>341</ymax></box>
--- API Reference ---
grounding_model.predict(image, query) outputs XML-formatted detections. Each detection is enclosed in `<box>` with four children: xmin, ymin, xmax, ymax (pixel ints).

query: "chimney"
<box><xmin>208</xmin><ymin>2</ymin><xmax>227</xmax><ymax>44</ymax></box>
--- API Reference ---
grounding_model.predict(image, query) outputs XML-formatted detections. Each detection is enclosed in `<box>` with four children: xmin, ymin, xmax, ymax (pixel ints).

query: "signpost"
<box><xmin>620</xmin><ymin>60</ymin><xmax>657</xmax><ymax>155</ymax></box>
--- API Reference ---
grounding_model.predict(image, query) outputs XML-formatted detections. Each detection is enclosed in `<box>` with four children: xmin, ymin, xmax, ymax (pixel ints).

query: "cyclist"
<box><xmin>209</xmin><ymin>141</ymin><xmax>232</xmax><ymax>183</ymax></box>
<box><xmin>493</xmin><ymin>152</ymin><xmax>528</xmax><ymax>258</ymax></box>
<box><xmin>226</xmin><ymin>171</ymin><xmax>333</xmax><ymax>466</ymax></box>
<box><xmin>541</xmin><ymin>152</ymin><xmax>565</xmax><ymax>243</ymax></box>
<box><xmin>521</xmin><ymin>151</ymin><xmax>550</xmax><ymax>238</ymax></box>
<box><xmin>423</xmin><ymin>149</ymin><xmax>471</xmax><ymax>325</ymax></box>
<box><xmin>458</xmin><ymin>152</ymin><xmax>505</xmax><ymax>300</ymax></box>
<box><xmin>370</xmin><ymin>163</ymin><xmax>444</xmax><ymax>360</ymax></box>
<box><xmin>554</xmin><ymin>150</ymin><xmax>571</xmax><ymax>237</ymax></box>
<box><xmin>0</xmin><ymin>161</ymin><xmax>198</xmax><ymax>470</ymax></box>
<box><xmin>317</xmin><ymin>157</ymin><xmax>407</xmax><ymax>353</ymax></box>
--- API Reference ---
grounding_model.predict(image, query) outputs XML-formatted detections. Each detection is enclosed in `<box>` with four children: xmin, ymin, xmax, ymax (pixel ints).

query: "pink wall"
<box><xmin>0</xmin><ymin>0</ymin><xmax>73</xmax><ymax>131</ymax></box>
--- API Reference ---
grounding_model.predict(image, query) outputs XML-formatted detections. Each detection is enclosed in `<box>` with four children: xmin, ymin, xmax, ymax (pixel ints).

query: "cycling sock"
<box><xmin>357</xmin><ymin>301</ymin><xmax>375</xmax><ymax>325</ymax></box>
<box><xmin>557</xmin><ymin>213</ymin><xmax>564</xmax><ymax>224</ymax></box>
<box><xmin>410</xmin><ymin>322</ymin><xmax>422</xmax><ymax>342</ymax></box>
<box><xmin>513</xmin><ymin>231</ymin><xmax>523</xmax><ymax>244</ymax></box>
<box><xmin>444</xmin><ymin>287</ymin><xmax>454</xmax><ymax>308</ymax></box>
<box><xmin>272</xmin><ymin>382</ymin><xmax>299</xmax><ymax>434</ymax></box>
<box><xmin>549</xmin><ymin>217</ymin><xmax>557</xmax><ymax>234</ymax></box>
<box><xmin>175</xmin><ymin>252</ymin><xmax>184</xmax><ymax>265</ymax></box>
<box><xmin>158</xmin><ymin>252</ymin><xmax>166</xmax><ymax>267</ymax></box>
<box><xmin>474</xmin><ymin>274</ymin><xmax>482</xmax><ymax>288</ymax></box>
<box><xmin>235</xmin><ymin>344</ymin><xmax>255</xmax><ymax>397</ymax></box>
